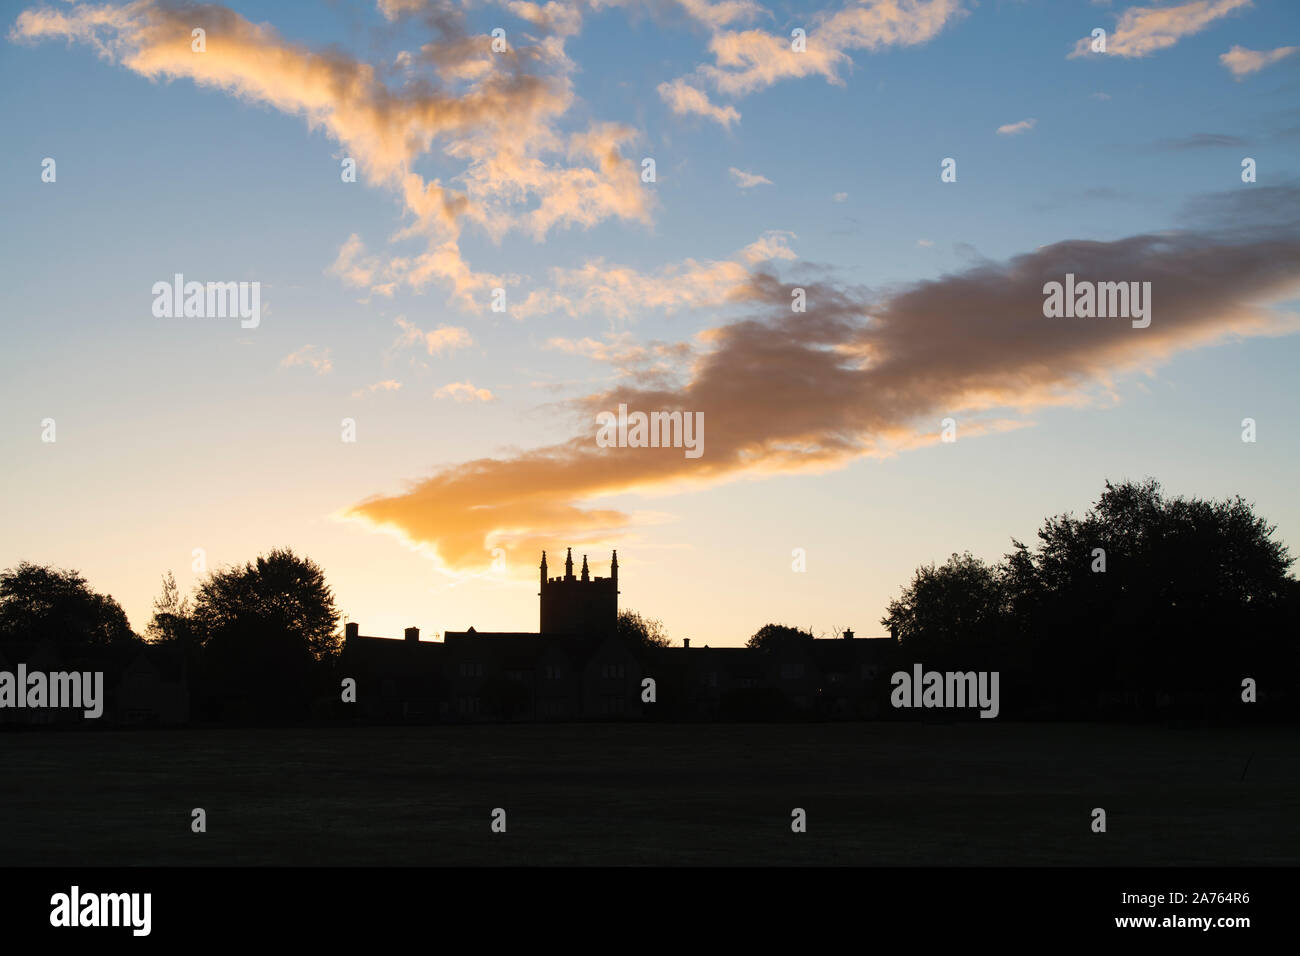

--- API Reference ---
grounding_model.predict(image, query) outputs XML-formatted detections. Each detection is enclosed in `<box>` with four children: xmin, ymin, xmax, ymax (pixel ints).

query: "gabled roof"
<box><xmin>344</xmin><ymin>634</ymin><xmax>444</xmax><ymax>663</ymax></box>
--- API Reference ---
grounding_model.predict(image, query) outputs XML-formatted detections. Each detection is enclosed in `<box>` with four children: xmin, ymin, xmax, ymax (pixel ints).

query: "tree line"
<box><xmin>0</xmin><ymin>548</ymin><xmax>340</xmax><ymax>720</ymax></box>
<box><xmin>2</xmin><ymin>479</ymin><xmax>1296</xmax><ymax>722</ymax></box>
<box><xmin>749</xmin><ymin>479</ymin><xmax>1299</xmax><ymax>718</ymax></box>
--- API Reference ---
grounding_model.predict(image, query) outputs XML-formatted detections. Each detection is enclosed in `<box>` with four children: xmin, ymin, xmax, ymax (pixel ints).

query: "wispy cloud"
<box><xmin>513</xmin><ymin>232</ymin><xmax>797</xmax><ymax>320</ymax></box>
<box><xmin>352</xmin><ymin>380</ymin><xmax>403</xmax><ymax>398</ymax></box>
<box><xmin>11</xmin><ymin>0</ymin><xmax>651</xmax><ymax>310</ymax></box>
<box><xmin>728</xmin><ymin>167</ymin><xmax>772</xmax><ymax>188</ymax></box>
<box><xmin>997</xmin><ymin>118</ymin><xmax>1036</xmax><ymax>136</ymax></box>
<box><xmin>435</xmin><ymin>381</ymin><xmax>495</xmax><ymax>402</ymax></box>
<box><xmin>345</xmin><ymin>185</ymin><xmax>1300</xmax><ymax>572</ymax></box>
<box><xmin>657</xmin><ymin>78</ymin><xmax>741</xmax><ymax>127</ymax></box>
<box><xmin>698</xmin><ymin>0</ymin><xmax>965</xmax><ymax>97</ymax></box>
<box><xmin>1070</xmin><ymin>0</ymin><xmax>1253</xmax><ymax>59</ymax></box>
<box><xmin>1153</xmin><ymin>132</ymin><xmax>1249</xmax><ymax>150</ymax></box>
<box><xmin>1220</xmin><ymin>44</ymin><xmax>1298</xmax><ymax>77</ymax></box>
<box><xmin>546</xmin><ymin>333</ymin><xmax>693</xmax><ymax>384</ymax></box>
<box><xmin>392</xmin><ymin>317</ymin><xmax>473</xmax><ymax>356</ymax></box>
<box><xmin>656</xmin><ymin>0</ymin><xmax>964</xmax><ymax>132</ymax></box>
<box><xmin>280</xmin><ymin>345</ymin><xmax>334</xmax><ymax>375</ymax></box>
<box><xmin>328</xmin><ymin>234</ymin><xmax>380</xmax><ymax>289</ymax></box>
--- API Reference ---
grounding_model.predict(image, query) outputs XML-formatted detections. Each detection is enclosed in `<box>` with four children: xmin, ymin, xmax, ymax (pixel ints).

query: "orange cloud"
<box><xmin>280</xmin><ymin>345</ymin><xmax>333</xmax><ymax>375</ymax></box>
<box><xmin>435</xmin><ymin>381</ymin><xmax>496</xmax><ymax>402</ymax></box>
<box><xmin>1069</xmin><ymin>0</ymin><xmax>1253</xmax><ymax>59</ymax></box>
<box><xmin>657</xmin><ymin>78</ymin><xmax>741</xmax><ymax>128</ymax></box>
<box><xmin>692</xmin><ymin>0</ymin><xmax>964</xmax><ymax>99</ymax></box>
<box><xmin>353</xmin><ymin>380</ymin><xmax>404</xmax><ymax>398</ymax></box>
<box><xmin>393</xmin><ymin>317</ymin><xmax>473</xmax><ymax>355</ymax></box>
<box><xmin>1220</xmin><ymin>43</ymin><xmax>1297</xmax><ymax>77</ymax></box>
<box><xmin>514</xmin><ymin>231</ymin><xmax>796</xmax><ymax>320</ymax></box>
<box><xmin>12</xmin><ymin>0</ymin><xmax>652</xmax><ymax>307</ymax></box>
<box><xmin>346</xmin><ymin>186</ymin><xmax>1300</xmax><ymax>572</ymax></box>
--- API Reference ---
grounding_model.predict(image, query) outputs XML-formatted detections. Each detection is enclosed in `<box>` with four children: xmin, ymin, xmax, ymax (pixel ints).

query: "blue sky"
<box><xmin>2</xmin><ymin>0</ymin><xmax>1298</xmax><ymax>645</ymax></box>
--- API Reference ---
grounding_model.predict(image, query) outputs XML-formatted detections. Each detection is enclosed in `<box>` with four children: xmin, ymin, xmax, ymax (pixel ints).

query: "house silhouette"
<box><xmin>342</xmin><ymin>551</ymin><xmax>898</xmax><ymax>722</ymax></box>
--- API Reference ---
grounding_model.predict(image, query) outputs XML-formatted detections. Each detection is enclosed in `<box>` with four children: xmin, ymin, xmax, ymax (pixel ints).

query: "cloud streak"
<box><xmin>729</xmin><ymin>167</ymin><xmax>772</xmax><ymax>187</ymax></box>
<box><xmin>435</xmin><ymin>381</ymin><xmax>495</xmax><ymax>402</ymax></box>
<box><xmin>1220</xmin><ymin>43</ymin><xmax>1297</xmax><ymax>77</ymax></box>
<box><xmin>657</xmin><ymin>77</ymin><xmax>740</xmax><ymax>127</ymax></box>
<box><xmin>345</xmin><ymin>186</ymin><xmax>1300</xmax><ymax>571</ymax></box>
<box><xmin>12</xmin><ymin>0</ymin><xmax>652</xmax><ymax>308</ymax></box>
<box><xmin>996</xmin><ymin>118</ymin><xmax>1036</xmax><ymax>136</ymax></box>
<box><xmin>393</xmin><ymin>317</ymin><xmax>473</xmax><ymax>356</ymax></box>
<box><xmin>280</xmin><ymin>345</ymin><xmax>334</xmax><ymax>375</ymax></box>
<box><xmin>657</xmin><ymin>0</ymin><xmax>963</xmax><ymax>127</ymax></box>
<box><xmin>1070</xmin><ymin>0</ymin><xmax>1253</xmax><ymax>59</ymax></box>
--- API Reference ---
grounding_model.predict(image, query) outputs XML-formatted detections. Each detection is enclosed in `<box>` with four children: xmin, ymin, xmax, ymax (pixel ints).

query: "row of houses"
<box><xmin>340</xmin><ymin>550</ymin><xmax>898</xmax><ymax>722</ymax></box>
<box><xmin>341</xmin><ymin>623</ymin><xmax>899</xmax><ymax>722</ymax></box>
<box><xmin>1</xmin><ymin>551</ymin><xmax>899</xmax><ymax>726</ymax></box>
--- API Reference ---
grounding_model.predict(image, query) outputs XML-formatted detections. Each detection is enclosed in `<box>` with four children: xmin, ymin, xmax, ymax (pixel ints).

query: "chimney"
<box><xmin>843</xmin><ymin>628</ymin><xmax>854</xmax><ymax>640</ymax></box>
<box><xmin>683</xmin><ymin>638</ymin><xmax>690</xmax><ymax>649</ymax></box>
<box><xmin>345</xmin><ymin>622</ymin><xmax>359</xmax><ymax>641</ymax></box>
<box><xmin>404</xmin><ymin>627</ymin><xmax>420</xmax><ymax>643</ymax></box>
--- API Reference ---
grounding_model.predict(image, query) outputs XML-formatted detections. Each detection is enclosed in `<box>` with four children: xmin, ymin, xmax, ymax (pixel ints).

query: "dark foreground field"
<box><xmin>2</xmin><ymin>722</ymin><xmax>1296</xmax><ymax>865</ymax></box>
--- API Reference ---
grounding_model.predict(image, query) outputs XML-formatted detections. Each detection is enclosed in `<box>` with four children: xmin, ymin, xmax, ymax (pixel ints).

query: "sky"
<box><xmin>2</xmin><ymin>0</ymin><xmax>1299</xmax><ymax>647</ymax></box>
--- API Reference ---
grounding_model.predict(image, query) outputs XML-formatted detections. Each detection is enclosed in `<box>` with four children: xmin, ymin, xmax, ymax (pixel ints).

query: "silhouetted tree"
<box><xmin>880</xmin><ymin>552</ymin><xmax>1005</xmax><ymax>657</ymax></box>
<box><xmin>146</xmin><ymin>571</ymin><xmax>193</xmax><ymax>645</ymax></box>
<box><xmin>0</xmin><ymin>562</ymin><xmax>137</xmax><ymax>664</ymax></box>
<box><xmin>1004</xmin><ymin>478</ymin><xmax>1296</xmax><ymax>716</ymax></box>
<box><xmin>746</xmin><ymin>623</ymin><xmax>813</xmax><ymax>652</ymax></box>
<box><xmin>191</xmin><ymin>549</ymin><xmax>339</xmax><ymax>719</ymax></box>
<box><xmin>880</xmin><ymin>479</ymin><xmax>1298</xmax><ymax>719</ymax></box>
<box><xmin>617</xmin><ymin>609</ymin><xmax>671</xmax><ymax>650</ymax></box>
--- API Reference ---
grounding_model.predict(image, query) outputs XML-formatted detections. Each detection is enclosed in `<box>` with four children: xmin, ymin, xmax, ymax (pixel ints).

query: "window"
<box><xmin>457</xmin><ymin>696</ymin><xmax>480</xmax><ymax>715</ymax></box>
<box><xmin>601</xmin><ymin>663</ymin><xmax>625</xmax><ymax>679</ymax></box>
<box><xmin>781</xmin><ymin>663</ymin><xmax>804</xmax><ymax>680</ymax></box>
<box><xmin>544</xmin><ymin>664</ymin><xmax>562</xmax><ymax>680</ymax></box>
<box><xmin>603</xmin><ymin>696</ymin><xmax>625</xmax><ymax>714</ymax></box>
<box><xmin>739</xmin><ymin>677</ymin><xmax>758</xmax><ymax>689</ymax></box>
<box><xmin>459</xmin><ymin>661</ymin><xmax>482</xmax><ymax>678</ymax></box>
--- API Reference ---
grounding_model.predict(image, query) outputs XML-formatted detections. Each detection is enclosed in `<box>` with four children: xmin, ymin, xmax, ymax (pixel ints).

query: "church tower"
<box><xmin>540</xmin><ymin>549</ymin><xmax>619</xmax><ymax>637</ymax></box>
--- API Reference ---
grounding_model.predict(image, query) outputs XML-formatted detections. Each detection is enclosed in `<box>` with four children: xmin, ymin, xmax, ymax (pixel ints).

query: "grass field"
<box><xmin>2</xmin><ymin>722</ymin><xmax>1296</xmax><ymax>865</ymax></box>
